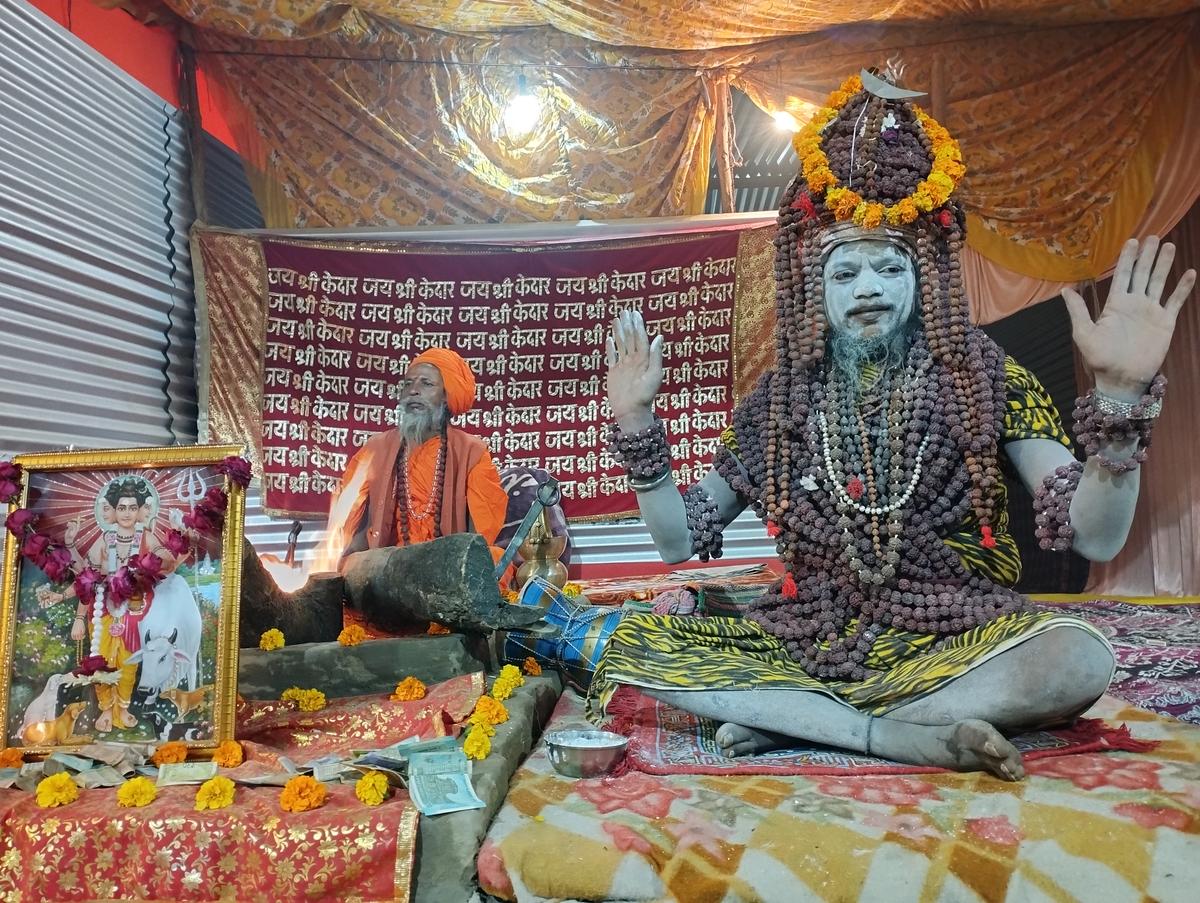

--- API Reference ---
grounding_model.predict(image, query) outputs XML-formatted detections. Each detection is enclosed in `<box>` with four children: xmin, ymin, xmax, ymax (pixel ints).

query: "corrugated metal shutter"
<box><xmin>202</xmin><ymin>132</ymin><xmax>264</xmax><ymax>230</ymax></box>
<box><xmin>0</xmin><ymin>0</ymin><xmax>195</xmax><ymax>455</ymax></box>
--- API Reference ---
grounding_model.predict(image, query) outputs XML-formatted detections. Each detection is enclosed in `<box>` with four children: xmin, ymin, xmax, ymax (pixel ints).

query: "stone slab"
<box><xmin>413</xmin><ymin>672</ymin><xmax>563</xmax><ymax>903</ymax></box>
<box><xmin>236</xmin><ymin>635</ymin><xmax>488</xmax><ymax>700</ymax></box>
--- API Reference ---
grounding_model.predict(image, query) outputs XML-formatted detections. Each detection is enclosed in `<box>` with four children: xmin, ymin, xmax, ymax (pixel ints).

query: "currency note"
<box><xmin>76</xmin><ymin>765</ymin><xmax>126</xmax><ymax>789</ymax></box>
<box><xmin>407</xmin><ymin>749</ymin><xmax>484</xmax><ymax>816</ymax></box>
<box><xmin>156</xmin><ymin>761</ymin><xmax>219</xmax><ymax>786</ymax></box>
<box><xmin>45</xmin><ymin>752</ymin><xmax>96</xmax><ymax>774</ymax></box>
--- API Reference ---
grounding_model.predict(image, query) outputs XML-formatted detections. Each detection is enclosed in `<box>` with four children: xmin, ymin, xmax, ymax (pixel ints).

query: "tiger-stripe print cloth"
<box><xmin>589</xmin><ymin>610</ymin><xmax>1110</xmax><ymax>719</ymax></box>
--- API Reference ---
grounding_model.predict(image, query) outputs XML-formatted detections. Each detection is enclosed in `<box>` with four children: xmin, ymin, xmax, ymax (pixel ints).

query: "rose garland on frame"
<box><xmin>1</xmin><ymin>455</ymin><xmax>251</xmax><ymax>675</ymax></box>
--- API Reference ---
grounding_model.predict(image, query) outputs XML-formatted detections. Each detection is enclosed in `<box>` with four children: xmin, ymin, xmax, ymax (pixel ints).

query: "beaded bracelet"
<box><xmin>683</xmin><ymin>483</ymin><xmax>724</xmax><ymax>562</ymax></box>
<box><xmin>606</xmin><ymin>416</ymin><xmax>671</xmax><ymax>480</ymax></box>
<box><xmin>1032</xmin><ymin>461</ymin><xmax>1084</xmax><ymax>552</ymax></box>
<box><xmin>1073</xmin><ymin>374</ymin><xmax>1166</xmax><ymax>475</ymax></box>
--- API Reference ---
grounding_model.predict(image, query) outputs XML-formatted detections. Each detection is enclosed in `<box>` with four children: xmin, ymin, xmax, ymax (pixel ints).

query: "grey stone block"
<box><xmin>413</xmin><ymin>672</ymin><xmax>563</xmax><ymax>903</ymax></box>
<box><xmin>236</xmin><ymin>635</ymin><xmax>488</xmax><ymax>700</ymax></box>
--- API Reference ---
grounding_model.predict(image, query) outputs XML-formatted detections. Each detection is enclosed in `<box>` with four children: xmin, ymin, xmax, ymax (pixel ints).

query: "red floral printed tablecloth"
<box><xmin>0</xmin><ymin>672</ymin><xmax>485</xmax><ymax>902</ymax></box>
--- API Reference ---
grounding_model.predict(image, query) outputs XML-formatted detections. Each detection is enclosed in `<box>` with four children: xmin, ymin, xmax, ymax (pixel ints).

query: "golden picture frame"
<box><xmin>0</xmin><ymin>444</ymin><xmax>245</xmax><ymax>754</ymax></box>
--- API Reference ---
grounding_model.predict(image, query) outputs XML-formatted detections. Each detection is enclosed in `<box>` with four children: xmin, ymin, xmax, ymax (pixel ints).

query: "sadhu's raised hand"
<box><xmin>1063</xmin><ymin>237</ymin><xmax>1195</xmax><ymax>399</ymax></box>
<box><xmin>605</xmin><ymin>309</ymin><xmax>663</xmax><ymax>425</ymax></box>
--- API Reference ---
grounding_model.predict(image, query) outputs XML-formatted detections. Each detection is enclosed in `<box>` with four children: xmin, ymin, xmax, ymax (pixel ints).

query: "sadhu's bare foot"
<box><xmin>714</xmin><ymin>723</ymin><xmax>794</xmax><ymax>757</ymax></box>
<box><xmin>872</xmin><ymin>717</ymin><xmax>1025</xmax><ymax>781</ymax></box>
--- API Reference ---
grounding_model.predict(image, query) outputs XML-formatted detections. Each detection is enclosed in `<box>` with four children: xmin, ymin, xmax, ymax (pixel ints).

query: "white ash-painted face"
<box><xmin>823</xmin><ymin>239</ymin><xmax>917</xmax><ymax>340</ymax></box>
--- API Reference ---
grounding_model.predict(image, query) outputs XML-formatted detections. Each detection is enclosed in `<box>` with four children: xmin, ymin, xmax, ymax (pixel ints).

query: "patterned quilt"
<box><xmin>479</xmin><ymin>691</ymin><xmax>1200</xmax><ymax>902</ymax></box>
<box><xmin>1042</xmin><ymin>601</ymin><xmax>1200</xmax><ymax>723</ymax></box>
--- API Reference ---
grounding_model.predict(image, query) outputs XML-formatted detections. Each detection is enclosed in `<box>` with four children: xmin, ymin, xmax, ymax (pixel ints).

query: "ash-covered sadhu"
<box><xmin>593</xmin><ymin>71</ymin><xmax>1194</xmax><ymax>779</ymax></box>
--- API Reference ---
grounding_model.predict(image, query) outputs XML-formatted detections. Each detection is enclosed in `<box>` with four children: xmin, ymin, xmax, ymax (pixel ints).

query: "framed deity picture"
<box><xmin>0</xmin><ymin>445</ymin><xmax>247</xmax><ymax>753</ymax></box>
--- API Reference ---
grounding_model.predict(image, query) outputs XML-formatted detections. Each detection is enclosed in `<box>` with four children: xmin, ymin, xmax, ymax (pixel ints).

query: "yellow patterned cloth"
<box><xmin>589</xmin><ymin>610</ymin><xmax>1109</xmax><ymax>719</ymax></box>
<box><xmin>481</xmin><ymin>690</ymin><xmax>1200</xmax><ymax>902</ymax></box>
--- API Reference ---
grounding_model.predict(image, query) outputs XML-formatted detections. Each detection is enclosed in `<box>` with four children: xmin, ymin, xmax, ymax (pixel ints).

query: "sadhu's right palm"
<box><xmin>605</xmin><ymin>310</ymin><xmax>663</xmax><ymax>421</ymax></box>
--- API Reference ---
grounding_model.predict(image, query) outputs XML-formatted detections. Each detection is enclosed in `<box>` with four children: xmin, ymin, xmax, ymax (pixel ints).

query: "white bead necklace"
<box><xmin>818</xmin><ymin>412</ymin><xmax>930</xmax><ymax>515</ymax></box>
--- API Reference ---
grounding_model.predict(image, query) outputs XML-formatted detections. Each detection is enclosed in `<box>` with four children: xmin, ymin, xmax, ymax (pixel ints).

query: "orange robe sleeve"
<box><xmin>466</xmin><ymin>453</ymin><xmax>508</xmax><ymax>546</ymax></box>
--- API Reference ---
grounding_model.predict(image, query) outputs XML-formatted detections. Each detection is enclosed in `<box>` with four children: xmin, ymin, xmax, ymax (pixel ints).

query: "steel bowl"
<box><xmin>543</xmin><ymin>729</ymin><xmax>629</xmax><ymax>778</ymax></box>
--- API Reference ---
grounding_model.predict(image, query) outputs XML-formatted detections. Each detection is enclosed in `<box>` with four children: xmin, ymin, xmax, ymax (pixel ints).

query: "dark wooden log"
<box><xmin>238</xmin><ymin>537</ymin><xmax>345</xmax><ymax>648</ymax></box>
<box><xmin>341</xmin><ymin>533</ymin><xmax>543</xmax><ymax>633</ymax></box>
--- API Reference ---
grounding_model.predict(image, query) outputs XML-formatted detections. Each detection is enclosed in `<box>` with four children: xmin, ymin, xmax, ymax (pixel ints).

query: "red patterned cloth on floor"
<box><xmin>0</xmin><ymin>672</ymin><xmax>485</xmax><ymax>902</ymax></box>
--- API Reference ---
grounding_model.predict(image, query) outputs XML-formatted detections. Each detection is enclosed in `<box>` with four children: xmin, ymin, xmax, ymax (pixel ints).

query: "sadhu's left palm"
<box><xmin>1063</xmin><ymin>237</ymin><xmax>1195</xmax><ymax>396</ymax></box>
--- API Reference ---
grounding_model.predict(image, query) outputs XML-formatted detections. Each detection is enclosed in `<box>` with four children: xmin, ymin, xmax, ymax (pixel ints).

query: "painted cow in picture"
<box><xmin>126</xmin><ymin>572</ymin><xmax>203</xmax><ymax>704</ymax></box>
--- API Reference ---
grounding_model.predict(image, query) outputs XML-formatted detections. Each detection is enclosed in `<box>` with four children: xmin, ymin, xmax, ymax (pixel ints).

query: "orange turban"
<box><xmin>411</xmin><ymin>347</ymin><xmax>477</xmax><ymax>416</ymax></box>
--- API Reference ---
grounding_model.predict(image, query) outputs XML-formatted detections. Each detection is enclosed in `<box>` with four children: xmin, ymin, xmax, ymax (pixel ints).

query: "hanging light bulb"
<box><xmin>772</xmin><ymin>110</ymin><xmax>800</xmax><ymax>133</ymax></box>
<box><xmin>503</xmin><ymin>73</ymin><xmax>542</xmax><ymax>136</ymax></box>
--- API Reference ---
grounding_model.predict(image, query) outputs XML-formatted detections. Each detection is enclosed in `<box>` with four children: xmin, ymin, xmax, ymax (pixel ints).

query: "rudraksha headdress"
<box><xmin>770</xmin><ymin>71</ymin><xmax>1003</xmax><ymax>539</ymax></box>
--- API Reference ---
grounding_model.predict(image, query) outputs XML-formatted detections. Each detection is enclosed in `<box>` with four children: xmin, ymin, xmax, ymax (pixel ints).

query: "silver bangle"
<box><xmin>629</xmin><ymin>469</ymin><xmax>673</xmax><ymax>493</ymax></box>
<box><xmin>1094</xmin><ymin>391</ymin><xmax>1162</xmax><ymax>420</ymax></box>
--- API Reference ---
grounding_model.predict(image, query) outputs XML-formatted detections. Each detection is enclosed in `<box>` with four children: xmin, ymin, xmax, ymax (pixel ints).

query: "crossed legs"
<box><xmin>645</xmin><ymin>626</ymin><xmax>1114</xmax><ymax>780</ymax></box>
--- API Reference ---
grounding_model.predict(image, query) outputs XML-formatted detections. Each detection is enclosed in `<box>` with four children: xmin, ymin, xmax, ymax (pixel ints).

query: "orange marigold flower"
<box><xmin>338</xmin><ymin>624</ymin><xmax>367</xmax><ymax>646</ymax></box>
<box><xmin>0</xmin><ymin>747</ymin><xmax>23</xmax><ymax>768</ymax></box>
<box><xmin>807</xmin><ymin>167</ymin><xmax>837</xmax><ymax>193</ymax></box>
<box><xmin>471</xmin><ymin>695</ymin><xmax>509</xmax><ymax>726</ymax></box>
<box><xmin>213</xmin><ymin>740</ymin><xmax>244</xmax><ymax>768</ymax></box>
<box><xmin>391</xmin><ymin>676</ymin><xmax>427</xmax><ymax>702</ymax></box>
<box><xmin>427</xmin><ymin>622</ymin><xmax>451</xmax><ymax>635</ymax></box>
<box><xmin>280</xmin><ymin>775</ymin><xmax>327</xmax><ymax>812</ymax></box>
<box><xmin>860</xmin><ymin>203</ymin><xmax>885</xmax><ymax>229</ymax></box>
<box><xmin>886</xmin><ymin>198</ymin><xmax>921</xmax><ymax>226</ymax></box>
<box><xmin>500</xmin><ymin>588</ymin><xmax>518</xmax><ymax>603</ymax></box>
<box><xmin>152</xmin><ymin>741</ymin><xmax>188</xmax><ymax>766</ymax></box>
<box><xmin>522</xmin><ymin>656</ymin><xmax>542</xmax><ymax>676</ymax></box>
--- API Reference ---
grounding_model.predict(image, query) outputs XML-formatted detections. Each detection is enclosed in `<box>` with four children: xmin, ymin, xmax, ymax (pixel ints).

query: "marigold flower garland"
<box><xmin>195</xmin><ymin>775</ymin><xmax>236</xmax><ymax>811</ymax></box>
<box><xmin>152</xmin><ymin>741</ymin><xmax>188</xmax><ymax>766</ymax></box>
<box><xmin>1</xmin><ymin>457</ymin><xmax>248</xmax><ymax>612</ymax></box>
<box><xmin>36</xmin><ymin>772</ymin><xmax>79</xmax><ymax>808</ymax></box>
<box><xmin>280</xmin><ymin>774</ymin><xmax>327</xmax><ymax>812</ymax></box>
<box><xmin>792</xmin><ymin>73</ymin><xmax>965</xmax><ymax>227</ymax></box>
<box><xmin>355</xmin><ymin>770</ymin><xmax>390</xmax><ymax>807</ymax></box>
<box><xmin>281</xmin><ymin>687</ymin><xmax>326</xmax><ymax>712</ymax></box>
<box><xmin>117</xmin><ymin>776</ymin><xmax>157</xmax><ymax>808</ymax></box>
<box><xmin>391</xmin><ymin>676</ymin><xmax>426</xmax><ymax>701</ymax></box>
<box><xmin>259</xmin><ymin>628</ymin><xmax>286</xmax><ymax>651</ymax></box>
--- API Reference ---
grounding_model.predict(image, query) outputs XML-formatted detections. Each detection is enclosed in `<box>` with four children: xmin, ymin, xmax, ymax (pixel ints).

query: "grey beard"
<box><xmin>397</xmin><ymin>404</ymin><xmax>448</xmax><ymax>446</ymax></box>
<box><xmin>829</xmin><ymin>321</ymin><xmax>916</xmax><ymax>396</ymax></box>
